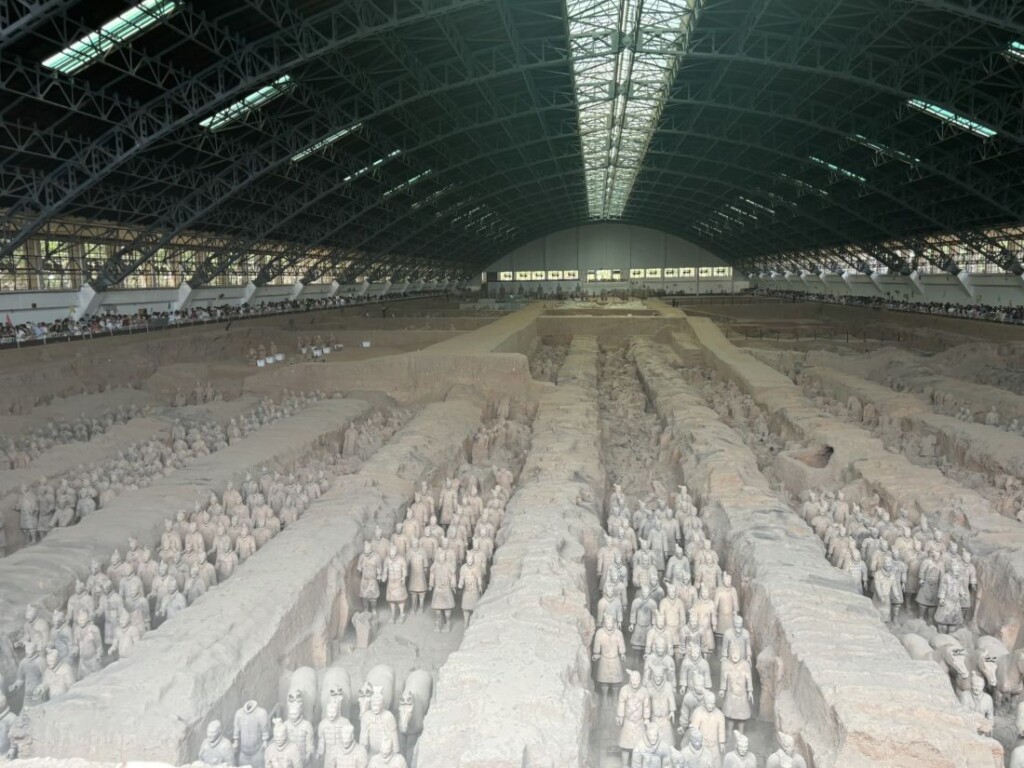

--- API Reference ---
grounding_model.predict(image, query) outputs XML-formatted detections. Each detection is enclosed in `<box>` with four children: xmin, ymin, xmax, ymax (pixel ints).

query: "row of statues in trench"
<box><xmin>196</xmin><ymin>442</ymin><xmax>524</xmax><ymax>768</ymax></box>
<box><xmin>8</xmin><ymin>393</ymin><xmax>326</xmax><ymax>552</ymax></box>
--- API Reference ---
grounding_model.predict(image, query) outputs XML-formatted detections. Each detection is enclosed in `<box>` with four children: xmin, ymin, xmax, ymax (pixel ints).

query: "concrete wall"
<box><xmin>0</xmin><ymin>290</ymin><xmax>79</xmax><ymax>324</ymax></box>
<box><xmin>0</xmin><ymin>280</ymin><xmax>437</xmax><ymax>325</ymax></box>
<box><xmin>489</xmin><ymin>223</ymin><xmax>726</xmax><ymax>272</ymax></box>
<box><xmin>757</xmin><ymin>272</ymin><xmax>1024</xmax><ymax>307</ymax></box>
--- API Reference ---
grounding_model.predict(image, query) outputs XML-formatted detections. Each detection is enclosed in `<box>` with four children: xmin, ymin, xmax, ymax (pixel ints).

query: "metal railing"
<box><xmin>0</xmin><ymin>291</ymin><xmax>446</xmax><ymax>351</ymax></box>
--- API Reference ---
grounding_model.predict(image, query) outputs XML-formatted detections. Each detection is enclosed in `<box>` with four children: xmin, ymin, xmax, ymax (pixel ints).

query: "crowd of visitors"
<box><xmin>0</xmin><ymin>291</ymin><xmax>445</xmax><ymax>347</ymax></box>
<box><xmin>756</xmin><ymin>289</ymin><xmax>1024</xmax><ymax>325</ymax></box>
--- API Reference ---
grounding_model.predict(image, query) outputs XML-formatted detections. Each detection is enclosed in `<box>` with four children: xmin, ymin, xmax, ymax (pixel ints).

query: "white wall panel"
<box><xmin>486</xmin><ymin>223</ymin><xmax>728</xmax><ymax>274</ymax></box>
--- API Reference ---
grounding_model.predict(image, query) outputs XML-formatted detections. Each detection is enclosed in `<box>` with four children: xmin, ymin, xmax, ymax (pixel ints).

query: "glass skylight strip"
<box><xmin>1007</xmin><ymin>41</ymin><xmax>1024</xmax><ymax>62</ymax></box>
<box><xmin>200</xmin><ymin>75</ymin><xmax>294</xmax><ymax>131</ymax></box>
<box><xmin>725</xmin><ymin>203</ymin><xmax>757</xmax><ymax>221</ymax></box>
<box><xmin>567</xmin><ymin>0</ymin><xmax>696</xmax><ymax>219</ymax></box>
<box><xmin>42</xmin><ymin>0</ymin><xmax>180</xmax><ymax>75</ymax></box>
<box><xmin>767</xmin><ymin>191</ymin><xmax>799</xmax><ymax>209</ymax></box>
<box><xmin>778</xmin><ymin>172</ymin><xmax>830</xmax><ymax>198</ymax></box>
<box><xmin>907</xmin><ymin>98</ymin><xmax>997</xmax><ymax>139</ymax></box>
<box><xmin>411</xmin><ymin>184</ymin><xmax>455</xmax><ymax>210</ymax></box>
<box><xmin>808</xmin><ymin>155</ymin><xmax>867</xmax><ymax>183</ymax></box>
<box><xmin>342</xmin><ymin>149</ymin><xmax>402</xmax><ymax>183</ymax></box>
<box><xmin>382</xmin><ymin>169</ymin><xmax>433</xmax><ymax>199</ymax></box>
<box><xmin>850</xmin><ymin>133</ymin><xmax>920</xmax><ymax>165</ymax></box>
<box><xmin>739</xmin><ymin>196</ymin><xmax>773</xmax><ymax>214</ymax></box>
<box><xmin>291</xmin><ymin>123</ymin><xmax>362</xmax><ymax>162</ymax></box>
<box><xmin>694</xmin><ymin>221</ymin><xmax>723</xmax><ymax>235</ymax></box>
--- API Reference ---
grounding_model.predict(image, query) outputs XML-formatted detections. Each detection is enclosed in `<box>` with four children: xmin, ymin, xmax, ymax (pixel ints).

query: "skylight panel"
<box><xmin>778</xmin><ymin>172</ymin><xmax>830</xmax><ymax>198</ymax></box>
<box><xmin>906</xmin><ymin>99</ymin><xmax>997</xmax><ymax>139</ymax></box>
<box><xmin>725</xmin><ymin>203</ymin><xmax>757</xmax><ymax>221</ymax></box>
<box><xmin>382</xmin><ymin>169</ymin><xmax>433</xmax><ymax>199</ymax></box>
<box><xmin>714</xmin><ymin>210</ymin><xmax>742</xmax><ymax>225</ymax></box>
<box><xmin>567</xmin><ymin>0</ymin><xmax>696</xmax><ymax>219</ymax></box>
<box><xmin>411</xmin><ymin>184</ymin><xmax>455</xmax><ymax>210</ymax></box>
<box><xmin>291</xmin><ymin>123</ymin><xmax>362</xmax><ymax>162</ymax></box>
<box><xmin>739</xmin><ymin>196</ymin><xmax>773</xmax><ymax>214</ymax></box>
<box><xmin>200</xmin><ymin>75</ymin><xmax>294</xmax><ymax>131</ymax></box>
<box><xmin>767</xmin><ymin>191</ymin><xmax>798</xmax><ymax>209</ymax></box>
<box><xmin>42</xmin><ymin>0</ymin><xmax>180</xmax><ymax>75</ymax></box>
<box><xmin>342</xmin><ymin>149</ymin><xmax>402</xmax><ymax>183</ymax></box>
<box><xmin>694</xmin><ymin>221</ymin><xmax>723</xmax><ymax>235</ymax></box>
<box><xmin>808</xmin><ymin>155</ymin><xmax>867</xmax><ymax>183</ymax></box>
<box><xmin>850</xmin><ymin>133</ymin><xmax>920</xmax><ymax>165</ymax></box>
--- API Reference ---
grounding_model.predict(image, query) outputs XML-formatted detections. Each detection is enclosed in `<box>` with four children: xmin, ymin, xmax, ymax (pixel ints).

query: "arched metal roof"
<box><xmin>0</xmin><ymin>0</ymin><xmax>1022</xmax><ymax>287</ymax></box>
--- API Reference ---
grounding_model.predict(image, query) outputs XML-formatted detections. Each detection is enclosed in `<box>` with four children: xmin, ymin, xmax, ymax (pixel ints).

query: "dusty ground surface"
<box><xmin>4</xmin><ymin>297</ymin><xmax>1024</xmax><ymax>768</ymax></box>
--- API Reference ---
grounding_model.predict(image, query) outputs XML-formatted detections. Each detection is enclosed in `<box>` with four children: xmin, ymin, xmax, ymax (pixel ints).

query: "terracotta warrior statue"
<box><xmin>429</xmin><ymin>549</ymin><xmax>456</xmax><ymax>632</ymax></box>
<box><xmin>766</xmin><ymin>733</ymin><xmax>807</xmax><ymax>768</ymax></box>
<box><xmin>719</xmin><ymin>646</ymin><xmax>754</xmax><ymax>734</ymax></box>
<box><xmin>234</xmin><ymin>700</ymin><xmax>272</xmax><ymax>768</ymax></box>
<box><xmin>359</xmin><ymin>692</ymin><xmax>398</xmax><ymax>757</ymax></box>
<box><xmin>616</xmin><ymin>670</ymin><xmax>650</xmax><ymax>768</ymax></box>
<box><xmin>317</xmin><ymin>697</ymin><xmax>354</xmax><ymax>768</ymax></box>
<box><xmin>723</xmin><ymin>731</ymin><xmax>758</xmax><ymax>768</ymax></box>
<box><xmin>675</xmin><ymin>727</ymin><xmax>714</xmax><ymax>768</ymax></box>
<box><xmin>406</xmin><ymin>537</ymin><xmax>430</xmax><ymax>614</ymax></box>
<box><xmin>629</xmin><ymin>721</ymin><xmax>672</xmax><ymax>768</ymax></box>
<box><xmin>284</xmin><ymin>695</ymin><xmax>315</xmax><ymax>768</ymax></box>
<box><xmin>367</xmin><ymin>735</ymin><xmax>405</xmax><ymax>768</ymax></box>
<box><xmin>265</xmin><ymin>719</ymin><xmax>303</xmax><ymax>768</ymax></box>
<box><xmin>687</xmin><ymin>691</ymin><xmax>726</xmax><ymax>767</ymax></box>
<box><xmin>10</xmin><ymin>641</ymin><xmax>45</xmax><ymax>709</ymax></box>
<box><xmin>458</xmin><ymin>552</ymin><xmax>483</xmax><ymax>627</ymax></box>
<box><xmin>332</xmin><ymin>724</ymin><xmax>368</xmax><ymax>768</ymax></box>
<box><xmin>198</xmin><ymin>720</ymin><xmax>236</xmax><ymax>765</ymax></box>
<box><xmin>645</xmin><ymin>667</ymin><xmax>677</xmax><ymax>749</ymax></box>
<box><xmin>357</xmin><ymin>541</ymin><xmax>383</xmax><ymax>614</ymax></box>
<box><xmin>39</xmin><ymin>647</ymin><xmax>76</xmax><ymax>701</ymax></box>
<box><xmin>628</xmin><ymin>585</ymin><xmax>658</xmax><ymax>654</ymax></box>
<box><xmin>593</xmin><ymin>611</ymin><xmax>627</xmax><ymax>699</ymax></box>
<box><xmin>383</xmin><ymin>543</ymin><xmax>408</xmax><ymax>624</ymax></box>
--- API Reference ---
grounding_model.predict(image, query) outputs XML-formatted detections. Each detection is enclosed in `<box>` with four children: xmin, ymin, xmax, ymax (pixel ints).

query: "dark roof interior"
<box><xmin>1</xmin><ymin>0</ymin><xmax>1022</xmax><ymax>286</ymax></box>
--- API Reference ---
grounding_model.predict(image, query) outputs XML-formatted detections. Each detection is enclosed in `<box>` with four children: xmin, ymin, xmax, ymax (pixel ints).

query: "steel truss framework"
<box><xmin>0</xmin><ymin>0</ymin><xmax>1022</xmax><ymax>290</ymax></box>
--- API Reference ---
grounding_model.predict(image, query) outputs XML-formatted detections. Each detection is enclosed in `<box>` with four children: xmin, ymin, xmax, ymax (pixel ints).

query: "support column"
<box><xmin>241</xmin><ymin>280</ymin><xmax>258</xmax><ymax>306</ymax></box>
<box><xmin>72</xmin><ymin>283</ymin><xmax>105</xmax><ymax>319</ymax></box>
<box><xmin>172</xmin><ymin>281</ymin><xmax>194</xmax><ymax>311</ymax></box>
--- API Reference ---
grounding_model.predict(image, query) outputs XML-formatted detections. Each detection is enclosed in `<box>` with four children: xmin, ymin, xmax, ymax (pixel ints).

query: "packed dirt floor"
<box><xmin>2</xmin><ymin>296</ymin><xmax>1024</xmax><ymax>767</ymax></box>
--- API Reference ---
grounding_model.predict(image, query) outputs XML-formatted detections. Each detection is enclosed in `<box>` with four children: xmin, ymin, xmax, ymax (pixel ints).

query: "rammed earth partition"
<box><xmin>415</xmin><ymin>337</ymin><xmax>605</xmax><ymax>768</ymax></box>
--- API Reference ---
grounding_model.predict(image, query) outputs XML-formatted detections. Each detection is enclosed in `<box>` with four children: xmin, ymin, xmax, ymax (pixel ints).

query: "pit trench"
<box><xmin>590</xmin><ymin>342</ymin><xmax>776</xmax><ymax>766</ymax></box>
